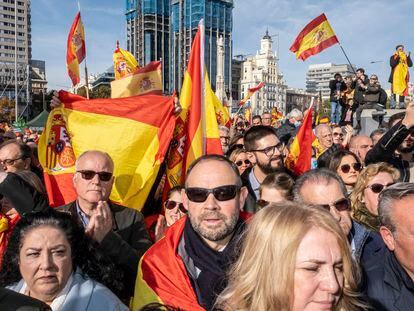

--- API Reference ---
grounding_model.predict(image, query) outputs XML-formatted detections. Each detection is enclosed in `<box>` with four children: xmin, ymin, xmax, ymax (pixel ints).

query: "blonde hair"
<box><xmin>229</xmin><ymin>148</ymin><xmax>246</xmax><ymax>163</ymax></box>
<box><xmin>216</xmin><ymin>202</ymin><xmax>368</xmax><ymax>311</ymax></box>
<box><xmin>350</xmin><ymin>162</ymin><xmax>400</xmax><ymax>216</ymax></box>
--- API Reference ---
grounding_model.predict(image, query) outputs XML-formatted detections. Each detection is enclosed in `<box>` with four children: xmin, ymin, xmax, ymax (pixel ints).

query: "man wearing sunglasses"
<box><xmin>293</xmin><ymin>168</ymin><xmax>384</xmax><ymax>264</ymax></box>
<box><xmin>242</xmin><ymin>125</ymin><xmax>286</xmax><ymax>211</ymax></box>
<box><xmin>133</xmin><ymin>155</ymin><xmax>248</xmax><ymax>311</ymax></box>
<box><xmin>0</xmin><ymin>140</ymin><xmax>32</xmax><ymax>173</ymax></box>
<box><xmin>57</xmin><ymin>150</ymin><xmax>152</xmax><ymax>300</ymax></box>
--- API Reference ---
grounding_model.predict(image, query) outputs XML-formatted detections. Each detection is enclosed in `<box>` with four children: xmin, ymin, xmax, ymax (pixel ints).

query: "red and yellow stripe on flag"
<box><xmin>113</xmin><ymin>40</ymin><xmax>139</xmax><ymax>80</ymax></box>
<box><xmin>239</xmin><ymin>82</ymin><xmax>264</xmax><ymax>106</ymax></box>
<box><xmin>133</xmin><ymin>217</ymin><xmax>204</xmax><ymax>311</ymax></box>
<box><xmin>165</xmin><ymin>20</ymin><xmax>222</xmax><ymax>191</ymax></box>
<box><xmin>38</xmin><ymin>90</ymin><xmax>175</xmax><ymax>209</ymax></box>
<box><xmin>66</xmin><ymin>12</ymin><xmax>86</xmax><ymax>86</ymax></box>
<box><xmin>285</xmin><ymin>100</ymin><xmax>315</xmax><ymax>176</ymax></box>
<box><xmin>207</xmin><ymin>81</ymin><xmax>230</xmax><ymax>128</ymax></box>
<box><xmin>111</xmin><ymin>61</ymin><xmax>162</xmax><ymax>98</ymax></box>
<box><xmin>289</xmin><ymin>13</ymin><xmax>339</xmax><ymax>61</ymax></box>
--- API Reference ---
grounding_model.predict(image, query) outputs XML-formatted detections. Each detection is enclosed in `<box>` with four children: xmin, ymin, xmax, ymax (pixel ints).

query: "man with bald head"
<box><xmin>58</xmin><ymin>150</ymin><xmax>152</xmax><ymax>300</ymax></box>
<box><xmin>349</xmin><ymin>135</ymin><xmax>373</xmax><ymax>162</ymax></box>
<box><xmin>315</xmin><ymin>124</ymin><xmax>333</xmax><ymax>151</ymax></box>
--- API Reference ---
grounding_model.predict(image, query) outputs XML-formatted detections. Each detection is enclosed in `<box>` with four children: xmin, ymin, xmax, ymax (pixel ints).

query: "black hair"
<box><xmin>252</xmin><ymin>115</ymin><xmax>262</xmax><ymax>121</ymax></box>
<box><xmin>327</xmin><ymin>149</ymin><xmax>360</xmax><ymax>174</ymax></box>
<box><xmin>388</xmin><ymin>112</ymin><xmax>405</xmax><ymax>128</ymax></box>
<box><xmin>334</xmin><ymin>73</ymin><xmax>342</xmax><ymax>79</ymax></box>
<box><xmin>396</xmin><ymin>44</ymin><xmax>404</xmax><ymax>50</ymax></box>
<box><xmin>356</xmin><ymin>68</ymin><xmax>365</xmax><ymax>74</ymax></box>
<box><xmin>243</xmin><ymin>125</ymin><xmax>277</xmax><ymax>151</ymax></box>
<box><xmin>0</xmin><ymin>210</ymin><xmax>124</xmax><ymax>297</ymax></box>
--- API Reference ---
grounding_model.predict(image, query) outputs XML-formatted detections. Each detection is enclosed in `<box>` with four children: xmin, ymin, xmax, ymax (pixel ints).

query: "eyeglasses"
<box><xmin>220</xmin><ymin>136</ymin><xmax>230</xmax><ymax>141</ymax></box>
<box><xmin>320</xmin><ymin>198</ymin><xmax>351</xmax><ymax>212</ymax></box>
<box><xmin>366</xmin><ymin>182</ymin><xmax>395</xmax><ymax>194</ymax></box>
<box><xmin>251</xmin><ymin>142</ymin><xmax>284</xmax><ymax>157</ymax></box>
<box><xmin>1</xmin><ymin>156</ymin><xmax>25</xmax><ymax>166</ymax></box>
<box><xmin>165</xmin><ymin>200</ymin><xmax>187</xmax><ymax>213</ymax></box>
<box><xmin>185</xmin><ymin>185</ymin><xmax>240</xmax><ymax>202</ymax></box>
<box><xmin>77</xmin><ymin>170</ymin><xmax>113</xmax><ymax>182</ymax></box>
<box><xmin>236</xmin><ymin>159</ymin><xmax>251</xmax><ymax>167</ymax></box>
<box><xmin>340</xmin><ymin>162</ymin><xmax>362</xmax><ymax>173</ymax></box>
<box><xmin>256</xmin><ymin>199</ymin><xmax>269</xmax><ymax>208</ymax></box>
<box><xmin>333</xmin><ymin>132</ymin><xmax>344</xmax><ymax>137</ymax></box>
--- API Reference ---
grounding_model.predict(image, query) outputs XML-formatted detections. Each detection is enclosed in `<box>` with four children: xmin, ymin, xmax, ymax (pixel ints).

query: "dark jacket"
<box><xmin>351</xmin><ymin>75</ymin><xmax>369</xmax><ymax>105</ymax></box>
<box><xmin>329</xmin><ymin>79</ymin><xmax>347</xmax><ymax>102</ymax></box>
<box><xmin>365</xmin><ymin>121</ymin><xmax>411</xmax><ymax>182</ymax></box>
<box><xmin>389</xmin><ymin>53</ymin><xmax>413</xmax><ymax>83</ymax></box>
<box><xmin>0</xmin><ymin>287</ymin><xmax>51</xmax><ymax>311</ymax></box>
<box><xmin>364</xmin><ymin>84</ymin><xmax>387</xmax><ymax>106</ymax></box>
<box><xmin>276</xmin><ymin>120</ymin><xmax>298</xmax><ymax>145</ymax></box>
<box><xmin>57</xmin><ymin>201</ymin><xmax>152</xmax><ymax>298</ymax></box>
<box><xmin>240</xmin><ymin>167</ymin><xmax>258</xmax><ymax>213</ymax></box>
<box><xmin>363</xmin><ymin>248</ymin><xmax>414</xmax><ymax>310</ymax></box>
<box><xmin>352</xmin><ymin>220</ymin><xmax>384</xmax><ymax>265</ymax></box>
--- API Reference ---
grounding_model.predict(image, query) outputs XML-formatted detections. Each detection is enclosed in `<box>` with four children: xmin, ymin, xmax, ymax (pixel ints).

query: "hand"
<box><xmin>154</xmin><ymin>215</ymin><xmax>167</xmax><ymax>242</ymax></box>
<box><xmin>173</xmin><ymin>96</ymin><xmax>182</xmax><ymax>117</ymax></box>
<box><xmin>50</xmin><ymin>91</ymin><xmax>62</xmax><ymax>109</ymax></box>
<box><xmin>402</xmin><ymin>102</ymin><xmax>414</xmax><ymax>129</ymax></box>
<box><xmin>85</xmin><ymin>201</ymin><xmax>113</xmax><ymax>243</ymax></box>
<box><xmin>344</xmin><ymin>124</ymin><xmax>353</xmax><ymax>135</ymax></box>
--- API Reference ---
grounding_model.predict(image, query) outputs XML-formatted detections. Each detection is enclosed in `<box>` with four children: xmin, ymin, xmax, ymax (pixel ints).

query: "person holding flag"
<box><xmin>389</xmin><ymin>44</ymin><xmax>413</xmax><ymax>108</ymax></box>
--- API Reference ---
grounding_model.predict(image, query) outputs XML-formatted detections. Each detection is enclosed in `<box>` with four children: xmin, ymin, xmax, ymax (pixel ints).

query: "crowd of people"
<box><xmin>0</xmin><ymin>52</ymin><xmax>414</xmax><ymax>311</ymax></box>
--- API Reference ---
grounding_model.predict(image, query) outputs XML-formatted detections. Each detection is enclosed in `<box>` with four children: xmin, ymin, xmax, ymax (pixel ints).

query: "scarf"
<box><xmin>0</xmin><ymin>213</ymin><xmax>21</xmax><ymax>266</ymax></box>
<box><xmin>183</xmin><ymin>218</ymin><xmax>245</xmax><ymax>310</ymax></box>
<box><xmin>353</xmin><ymin>206</ymin><xmax>380</xmax><ymax>232</ymax></box>
<box><xmin>393</xmin><ymin>51</ymin><xmax>409</xmax><ymax>96</ymax></box>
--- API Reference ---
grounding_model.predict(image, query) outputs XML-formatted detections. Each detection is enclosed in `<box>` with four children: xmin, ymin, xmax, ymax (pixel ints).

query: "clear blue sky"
<box><xmin>32</xmin><ymin>0</ymin><xmax>414</xmax><ymax>91</ymax></box>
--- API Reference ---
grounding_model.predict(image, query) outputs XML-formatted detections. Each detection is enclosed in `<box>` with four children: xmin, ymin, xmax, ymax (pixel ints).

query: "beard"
<box><xmin>398</xmin><ymin>142</ymin><xmax>414</xmax><ymax>153</ymax></box>
<box><xmin>189</xmin><ymin>208</ymin><xmax>239</xmax><ymax>242</ymax></box>
<box><xmin>256</xmin><ymin>155</ymin><xmax>284</xmax><ymax>175</ymax></box>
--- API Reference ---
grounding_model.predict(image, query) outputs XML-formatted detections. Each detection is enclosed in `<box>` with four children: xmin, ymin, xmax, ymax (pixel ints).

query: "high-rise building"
<box><xmin>306</xmin><ymin>63</ymin><xmax>355</xmax><ymax>98</ymax></box>
<box><xmin>126</xmin><ymin>0</ymin><xmax>170</xmax><ymax>92</ymax></box>
<box><xmin>230</xmin><ymin>55</ymin><xmax>244</xmax><ymax>105</ymax></box>
<box><xmin>240</xmin><ymin>31</ymin><xmax>287</xmax><ymax>115</ymax></box>
<box><xmin>170</xmin><ymin>0</ymin><xmax>233</xmax><ymax>93</ymax></box>
<box><xmin>0</xmin><ymin>0</ymin><xmax>31</xmax><ymax>112</ymax></box>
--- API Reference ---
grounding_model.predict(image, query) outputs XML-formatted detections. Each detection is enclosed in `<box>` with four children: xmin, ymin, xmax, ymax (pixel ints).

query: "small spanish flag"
<box><xmin>239</xmin><ymin>82</ymin><xmax>264</xmax><ymax>106</ymax></box>
<box><xmin>289</xmin><ymin>13</ymin><xmax>339</xmax><ymax>61</ymax></box>
<box><xmin>66</xmin><ymin>12</ymin><xmax>86</xmax><ymax>86</ymax></box>
<box><xmin>113</xmin><ymin>41</ymin><xmax>139</xmax><ymax>80</ymax></box>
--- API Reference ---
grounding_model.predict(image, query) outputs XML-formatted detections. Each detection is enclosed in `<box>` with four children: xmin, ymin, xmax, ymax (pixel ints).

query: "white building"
<box><xmin>306</xmin><ymin>63</ymin><xmax>355</xmax><ymax>99</ymax></box>
<box><xmin>240</xmin><ymin>31</ymin><xmax>287</xmax><ymax>115</ymax></box>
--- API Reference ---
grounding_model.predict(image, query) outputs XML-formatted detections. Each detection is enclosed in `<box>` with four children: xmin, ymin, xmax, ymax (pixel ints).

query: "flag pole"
<box><xmin>338</xmin><ymin>43</ymin><xmax>357</xmax><ymax>75</ymax></box>
<box><xmin>77</xmin><ymin>1</ymin><xmax>89</xmax><ymax>99</ymax></box>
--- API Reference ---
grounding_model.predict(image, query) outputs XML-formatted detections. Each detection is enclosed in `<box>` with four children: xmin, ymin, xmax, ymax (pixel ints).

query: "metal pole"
<box><xmin>338</xmin><ymin>43</ymin><xmax>357</xmax><ymax>75</ymax></box>
<box><xmin>14</xmin><ymin>0</ymin><xmax>18</xmax><ymax>121</ymax></box>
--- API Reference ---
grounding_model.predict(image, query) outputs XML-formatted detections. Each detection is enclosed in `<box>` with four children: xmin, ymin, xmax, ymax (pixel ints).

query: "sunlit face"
<box><xmin>219</xmin><ymin>129</ymin><xmax>230</xmax><ymax>152</ymax></box>
<box><xmin>363</xmin><ymin>172</ymin><xmax>395</xmax><ymax>216</ymax></box>
<box><xmin>19</xmin><ymin>226</ymin><xmax>73</xmax><ymax>304</ymax></box>
<box><xmin>292</xmin><ymin>227</ymin><xmax>344</xmax><ymax>311</ymax></box>
<box><xmin>250</xmin><ymin>134</ymin><xmax>283</xmax><ymax>175</ymax></box>
<box><xmin>262</xmin><ymin>113</ymin><xmax>272</xmax><ymax>126</ymax></box>
<box><xmin>318</xmin><ymin>128</ymin><xmax>333</xmax><ymax>149</ymax></box>
<box><xmin>260</xmin><ymin>186</ymin><xmax>286</xmax><ymax>203</ymax></box>
<box><xmin>164</xmin><ymin>191</ymin><xmax>186</xmax><ymax>227</ymax></box>
<box><xmin>336</xmin><ymin>155</ymin><xmax>360</xmax><ymax>188</ymax></box>
<box><xmin>0</xmin><ymin>143</ymin><xmax>30</xmax><ymax>172</ymax></box>
<box><xmin>332</xmin><ymin>128</ymin><xmax>343</xmax><ymax>145</ymax></box>
<box><xmin>351</xmin><ymin>136</ymin><xmax>373</xmax><ymax>162</ymax></box>
<box><xmin>234</xmin><ymin>152</ymin><xmax>251</xmax><ymax>175</ymax></box>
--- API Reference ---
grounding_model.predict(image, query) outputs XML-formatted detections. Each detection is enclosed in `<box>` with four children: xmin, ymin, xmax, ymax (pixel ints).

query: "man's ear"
<box><xmin>246</xmin><ymin>152</ymin><xmax>256</xmax><ymax>165</ymax></box>
<box><xmin>181</xmin><ymin>188</ymin><xmax>189</xmax><ymax>210</ymax></box>
<box><xmin>238</xmin><ymin>186</ymin><xmax>249</xmax><ymax>211</ymax></box>
<box><xmin>379</xmin><ymin>226</ymin><xmax>396</xmax><ymax>251</ymax></box>
<box><xmin>23</xmin><ymin>157</ymin><xmax>31</xmax><ymax>170</ymax></box>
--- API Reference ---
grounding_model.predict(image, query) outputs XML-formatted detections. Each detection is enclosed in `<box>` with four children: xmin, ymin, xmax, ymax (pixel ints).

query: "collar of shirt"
<box><xmin>76</xmin><ymin>201</ymin><xmax>90</xmax><ymax>228</ymax></box>
<box><xmin>248</xmin><ymin>168</ymin><xmax>261</xmax><ymax>199</ymax></box>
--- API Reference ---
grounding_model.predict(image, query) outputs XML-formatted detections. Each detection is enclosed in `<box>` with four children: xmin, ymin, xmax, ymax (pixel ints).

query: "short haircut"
<box><xmin>167</xmin><ymin>185</ymin><xmax>184</xmax><ymax>199</ymax></box>
<box><xmin>388</xmin><ymin>112</ymin><xmax>405</xmax><ymax>128</ymax></box>
<box><xmin>287</xmin><ymin>108</ymin><xmax>303</xmax><ymax>120</ymax></box>
<box><xmin>327</xmin><ymin>150</ymin><xmax>360</xmax><ymax>174</ymax></box>
<box><xmin>293</xmin><ymin>168</ymin><xmax>347</xmax><ymax>202</ymax></box>
<box><xmin>75</xmin><ymin>150</ymin><xmax>114</xmax><ymax>172</ymax></box>
<box><xmin>243</xmin><ymin>125</ymin><xmax>277</xmax><ymax>151</ymax></box>
<box><xmin>314</xmin><ymin>124</ymin><xmax>331</xmax><ymax>139</ymax></box>
<box><xmin>260</xmin><ymin>171</ymin><xmax>294</xmax><ymax>200</ymax></box>
<box><xmin>219</xmin><ymin>125</ymin><xmax>229</xmax><ymax>134</ymax></box>
<box><xmin>185</xmin><ymin>154</ymin><xmax>242</xmax><ymax>187</ymax></box>
<box><xmin>334</xmin><ymin>73</ymin><xmax>341</xmax><ymax>79</ymax></box>
<box><xmin>356</xmin><ymin>68</ymin><xmax>365</xmax><ymax>74</ymax></box>
<box><xmin>396</xmin><ymin>44</ymin><xmax>404</xmax><ymax>50</ymax></box>
<box><xmin>252</xmin><ymin>115</ymin><xmax>262</xmax><ymax>121</ymax></box>
<box><xmin>0</xmin><ymin>140</ymin><xmax>32</xmax><ymax>160</ymax></box>
<box><xmin>379</xmin><ymin>182</ymin><xmax>414</xmax><ymax>233</ymax></box>
<box><xmin>370</xmin><ymin>128</ymin><xmax>387</xmax><ymax>140</ymax></box>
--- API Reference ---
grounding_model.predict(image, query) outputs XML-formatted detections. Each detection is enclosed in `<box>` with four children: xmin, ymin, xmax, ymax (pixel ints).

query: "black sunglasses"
<box><xmin>77</xmin><ymin>170</ymin><xmax>113</xmax><ymax>182</ymax></box>
<box><xmin>165</xmin><ymin>200</ymin><xmax>187</xmax><ymax>213</ymax></box>
<box><xmin>185</xmin><ymin>185</ymin><xmax>240</xmax><ymax>203</ymax></box>
<box><xmin>366</xmin><ymin>183</ymin><xmax>395</xmax><ymax>194</ymax></box>
<box><xmin>236</xmin><ymin>159</ymin><xmax>251</xmax><ymax>167</ymax></box>
<box><xmin>320</xmin><ymin>198</ymin><xmax>350</xmax><ymax>212</ymax></box>
<box><xmin>340</xmin><ymin>162</ymin><xmax>362</xmax><ymax>174</ymax></box>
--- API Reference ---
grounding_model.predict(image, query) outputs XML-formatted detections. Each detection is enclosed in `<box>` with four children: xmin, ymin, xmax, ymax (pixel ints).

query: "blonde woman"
<box><xmin>350</xmin><ymin>162</ymin><xmax>399</xmax><ymax>231</ymax></box>
<box><xmin>229</xmin><ymin>148</ymin><xmax>252</xmax><ymax>175</ymax></box>
<box><xmin>216</xmin><ymin>202</ymin><xmax>368</xmax><ymax>311</ymax></box>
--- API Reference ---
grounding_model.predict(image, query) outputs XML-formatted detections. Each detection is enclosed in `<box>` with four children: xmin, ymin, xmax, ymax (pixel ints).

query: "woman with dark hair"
<box><xmin>328</xmin><ymin>150</ymin><xmax>362</xmax><ymax>193</ymax></box>
<box><xmin>0</xmin><ymin>210</ymin><xmax>128</xmax><ymax>310</ymax></box>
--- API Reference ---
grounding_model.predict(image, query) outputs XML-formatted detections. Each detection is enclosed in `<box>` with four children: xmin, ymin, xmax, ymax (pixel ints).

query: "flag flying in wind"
<box><xmin>239</xmin><ymin>82</ymin><xmax>265</xmax><ymax>106</ymax></box>
<box><xmin>285</xmin><ymin>99</ymin><xmax>315</xmax><ymax>176</ymax></box>
<box><xmin>164</xmin><ymin>20</ymin><xmax>223</xmax><ymax>193</ymax></box>
<box><xmin>208</xmin><ymin>80</ymin><xmax>231</xmax><ymax>128</ymax></box>
<box><xmin>66</xmin><ymin>12</ymin><xmax>86</xmax><ymax>86</ymax></box>
<box><xmin>111</xmin><ymin>61</ymin><xmax>163</xmax><ymax>98</ymax></box>
<box><xmin>38</xmin><ymin>91</ymin><xmax>176</xmax><ymax>209</ymax></box>
<box><xmin>113</xmin><ymin>40</ymin><xmax>139</xmax><ymax>80</ymax></box>
<box><xmin>289</xmin><ymin>13</ymin><xmax>339</xmax><ymax>61</ymax></box>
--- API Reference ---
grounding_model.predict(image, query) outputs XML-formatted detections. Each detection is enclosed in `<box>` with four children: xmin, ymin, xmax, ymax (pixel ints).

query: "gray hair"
<box><xmin>219</xmin><ymin>125</ymin><xmax>229</xmax><ymax>134</ymax></box>
<box><xmin>314</xmin><ymin>124</ymin><xmax>331</xmax><ymax>139</ymax></box>
<box><xmin>378</xmin><ymin>182</ymin><xmax>414</xmax><ymax>233</ymax></box>
<box><xmin>288</xmin><ymin>108</ymin><xmax>303</xmax><ymax>120</ymax></box>
<box><xmin>293</xmin><ymin>168</ymin><xmax>347</xmax><ymax>202</ymax></box>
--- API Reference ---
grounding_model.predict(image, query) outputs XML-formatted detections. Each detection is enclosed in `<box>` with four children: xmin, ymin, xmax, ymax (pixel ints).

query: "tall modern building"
<box><xmin>0</xmin><ymin>0</ymin><xmax>31</xmax><ymax>113</ymax></box>
<box><xmin>169</xmin><ymin>0</ymin><xmax>233</xmax><ymax>93</ymax></box>
<box><xmin>126</xmin><ymin>0</ymin><xmax>170</xmax><ymax>92</ymax></box>
<box><xmin>306</xmin><ymin>63</ymin><xmax>355</xmax><ymax>99</ymax></box>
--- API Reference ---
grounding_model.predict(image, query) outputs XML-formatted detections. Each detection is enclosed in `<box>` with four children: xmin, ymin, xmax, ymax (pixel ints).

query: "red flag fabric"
<box><xmin>66</xmin><ymin>12</ymin><xmax>86</xmax><ymax>85</ymax></box>
<box><xmin>239</xmin><ymin>82</ymin><xmax>265</xmax><ymax>106</ymax></box>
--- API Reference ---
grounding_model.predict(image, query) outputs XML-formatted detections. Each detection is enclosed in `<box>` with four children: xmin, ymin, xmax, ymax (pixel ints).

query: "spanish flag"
<box><xmin>289</xmin><ymin>13</ymin><xmax>339</xmax><ymax>61</ymax></box>
<box><xmin>165</xmin><ymin>20</ymin><xmax>222</xmax><ymax>191</ymax></box>
<box><xmin>110</xmin><ymin>61</ymin><xmax>162</xmax><ymax>98</ymax></box>
<box><xmin>285</xmin><ymin>100</ymin><xmax>315</xmax><ymax>176</ymax></box>
<box><xmin>113</xmin><ymin>40</ymin><xmax>139</xmax><ymax>80</ymax></box>
<box><xmin>38</xmin><ymin>91</ymin><xmax>176</xmax><ymax>209</ymax></box>
<box><xmin>66</xmin><ymin>12</ymin><xmax>86</xmax><ymax>86</ymax></box>
<box><xmin>239</xmin><ymin>82</ymin><xmax>264</xmax><ymax>106</ymax></box>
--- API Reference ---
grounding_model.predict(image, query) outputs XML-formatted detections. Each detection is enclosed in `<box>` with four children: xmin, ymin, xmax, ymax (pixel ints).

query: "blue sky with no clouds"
<box><xmin>32</xmin><ymin>0</ymin><xmax>414</xmax><ymax>91</ymax></box>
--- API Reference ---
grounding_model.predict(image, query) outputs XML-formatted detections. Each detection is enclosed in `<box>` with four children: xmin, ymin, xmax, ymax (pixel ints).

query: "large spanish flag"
<box><xmin>165</xmin><ymin>20</ymin><xmax>222</xmax><ymax>190</ymax></box>
<box><xmin>239</xmin><ymin>82</ymin><xmax>264</xmax><ymax>106</ymax></box>
<box><xmin>111</xmin><ymin>61</ymin><xmax>162</xmax><ymax>98</ymax></box>
<box><xmin>38</xmin><ymin>91</ymin><xmax>176</xmax><ymax>209</ymax></box>
<box><xmin>285</xmin><ymin>100</ymin><xmax>315</xmax><ymax>176</ymax></box>
<box><xmin>289</xmin><ymin>13</ymin><xmax>339</xmax><ymax>61</ymax></box>
<box><xmin>66</xmin><ymin>12</ymin><xmax>86</xmax><ymax>86</ymax></box>
<box><xmin>113</xmin><ymin>40</ymin><xmax>139</xmax><ymax>80</ymax></box>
